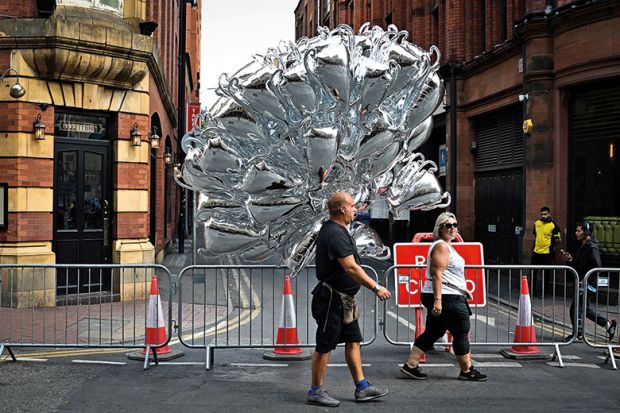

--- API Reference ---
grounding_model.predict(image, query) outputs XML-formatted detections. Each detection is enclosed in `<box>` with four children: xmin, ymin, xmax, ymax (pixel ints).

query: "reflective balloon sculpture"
<box><xmin>176</xmin><ymin>23</ymin><xmax>450</xmax><ymax>277</ymax></box>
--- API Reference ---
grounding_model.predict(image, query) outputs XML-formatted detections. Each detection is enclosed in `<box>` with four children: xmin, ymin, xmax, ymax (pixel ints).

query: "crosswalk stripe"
<box><xmin>473</xmin><ymin>362</ymin><xmax>521</xmax><ymax>368</ymax></box>
<box><xmin>546</xmin><ymin>362</ymin><xmax>599</xmax><ymax>368</ymax></box>
<box><xmin>72</xmin><ymin>360</ymin><xmax>126</xmax><ymax>365</ymax></box>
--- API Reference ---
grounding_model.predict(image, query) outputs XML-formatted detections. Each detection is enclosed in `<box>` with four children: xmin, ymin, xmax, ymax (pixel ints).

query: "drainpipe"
<box><xmin>449</xmin><ymin>63</ymin><xmax>458</xmax><ymax>213</ymax></box>
<box><xmin>177</xmin><ymin>0</ymin><xmax>188</xmax><ymax>253</ymax></box>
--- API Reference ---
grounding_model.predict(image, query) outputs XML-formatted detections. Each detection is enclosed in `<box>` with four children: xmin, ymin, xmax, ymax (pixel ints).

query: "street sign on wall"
<box><xmin>393</xmin><ymin>242</ymin><xmax>486</xmax><ymax>308</ymax></box>
<box><xmin>187</xmin><ymin>103</ymin><xmax>201</xmax><ymax>132</ymax></box>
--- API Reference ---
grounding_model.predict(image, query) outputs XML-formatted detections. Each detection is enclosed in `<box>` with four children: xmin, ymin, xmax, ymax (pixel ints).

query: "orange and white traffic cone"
<box><xmin>501</xmin><ymin>275</ymin><xmax>548</xmax><ymax>360</ymax></box>
<box><xmin>128</xmin><ymin>275</ymin><xmax>183</xmax><ymax>363</ymax></box>
<box><xmin>264</xmin><ymin>275</ymin><xmax>311</xmax><ymax>361</ymax></box>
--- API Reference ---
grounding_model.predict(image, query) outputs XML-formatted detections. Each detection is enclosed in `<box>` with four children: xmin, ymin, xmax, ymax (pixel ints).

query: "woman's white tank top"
<box><xmin>421</xmin><ymin>240</ymin><xmax>467</xmax><ymax>295</ymax></box>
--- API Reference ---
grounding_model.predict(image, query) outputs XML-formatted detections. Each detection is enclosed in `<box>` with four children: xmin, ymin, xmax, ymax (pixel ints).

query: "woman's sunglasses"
<box><xmin>443</xmin><ymin>223</ymin><xmax>458</xmax><ymax>229</ymax></box>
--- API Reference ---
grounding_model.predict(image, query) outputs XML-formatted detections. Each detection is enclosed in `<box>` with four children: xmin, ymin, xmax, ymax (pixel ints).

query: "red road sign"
<box><xmin>393</xmin><ymin>242</ymin><xmax>486</xmax><ymax>308</ymax></box>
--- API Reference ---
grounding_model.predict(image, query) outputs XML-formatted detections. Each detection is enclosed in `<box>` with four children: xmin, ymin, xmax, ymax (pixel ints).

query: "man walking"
<box><xmin>307</xmin><ymin>192</ymin><xmax>391</xmax><ymax>407</ymax></box>
<box><xmin>531</xmin><ymin>207</ymin><xmax>561</xmax><ymax>296</ymax></box>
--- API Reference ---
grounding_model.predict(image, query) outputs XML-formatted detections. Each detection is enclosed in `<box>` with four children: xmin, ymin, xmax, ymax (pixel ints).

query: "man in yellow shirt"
<box><xmin>531</xmin><ymin>207</ymin><xmax>561</xmax><ymax>296</ymax></box>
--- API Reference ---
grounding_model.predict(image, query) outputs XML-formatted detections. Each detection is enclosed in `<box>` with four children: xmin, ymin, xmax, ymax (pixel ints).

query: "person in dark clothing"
<box><xmin>560</xmin><ymin>221</ymin><xmax>616</xmax><ymax>342</ymax></box>
<box><xmin>306</xmin><ymin>192</ymin><xmax>391</xmax><ymax>407</ymax></box>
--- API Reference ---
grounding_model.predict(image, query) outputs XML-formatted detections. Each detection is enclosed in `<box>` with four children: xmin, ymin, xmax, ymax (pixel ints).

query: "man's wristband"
<box><xmin>372</xmin><ymin>284</ymin><xmax>382</xmax><ymax>293</ymax></box>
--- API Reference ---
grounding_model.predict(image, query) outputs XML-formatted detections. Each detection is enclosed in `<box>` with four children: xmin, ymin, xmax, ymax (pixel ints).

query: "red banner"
<box><xmin>187</xmin><ymin>103</ymin><xmax>201</xmax><ymax>132</ymax></box>
<box><xmin>393</xmin><ymin>242</ymin><xmax>486</xmax><ymax>308</ymax></box>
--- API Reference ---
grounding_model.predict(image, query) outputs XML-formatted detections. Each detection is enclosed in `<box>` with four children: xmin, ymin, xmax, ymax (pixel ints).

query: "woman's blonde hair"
<box><xmin>432</xmin><ymin>211</ymin><xmax>457</xmax><ymax>240</ymax></box>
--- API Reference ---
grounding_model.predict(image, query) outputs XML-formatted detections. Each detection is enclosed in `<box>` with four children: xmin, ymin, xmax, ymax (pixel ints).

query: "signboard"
<box><xmin>187</xmin><ymin>103</ymin><xmax>201</xmax><ymax>132</ymax></box>
<box><xmin>438</xmin><ymin>144</ymin><xmax>447</xmax><ymax>177</ymax></box>
<box><xmin>393</xmin><ymin>242</ymin><xmax>486</xmax><ymax>308</ymax></box>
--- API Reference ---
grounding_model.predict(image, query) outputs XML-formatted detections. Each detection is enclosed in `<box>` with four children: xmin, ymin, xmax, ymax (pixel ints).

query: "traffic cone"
<box><xmin>128</xmin><ymin>275</ymin><xmax>183</xmax><ymax>362</ymax></box>
<box><xmin>264</xmin><ymin>275</ymin><xmax>311</xmax><ymax>361</ymax></box>
<box><xmin>501</xmin><ymin>275</ymin><xmax>548</xmax><ymax>360</ymax></box>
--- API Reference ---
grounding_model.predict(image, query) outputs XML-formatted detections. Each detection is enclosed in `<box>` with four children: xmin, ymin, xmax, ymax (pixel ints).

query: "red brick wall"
<box><xmin>0</xmin><ymin>102</ymin><xmax>53</xmax><ymax>243</ymax></box>
<box><xmin>0</xmin><ymin>0</ymin><xmax>37</xmax><ymax>17</ymax></box>
<box><xmin>0</xmin><ymin>158</ymin><xmax>53</xmax><ymax>187</ymax></box>
<box><xmin>0</xmin><ymin>213</ymin><xmax>52</xmax><ymax>242</ymax></box>
<box><xmin>114</xmin><ymin>212</ymin><xmax>149</xmax><ymax>239</ymax></box>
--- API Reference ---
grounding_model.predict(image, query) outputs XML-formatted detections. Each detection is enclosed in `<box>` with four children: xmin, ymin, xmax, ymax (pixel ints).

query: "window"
<box><xmin>57</xmin><ymin>0</ymin><xmax>123</xmax><ymax>15</ymax></box>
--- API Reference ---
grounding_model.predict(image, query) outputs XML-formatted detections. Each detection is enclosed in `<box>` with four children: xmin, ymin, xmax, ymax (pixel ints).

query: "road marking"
<box><xmin>158</xmin><ymin>361</ymin><xmax>205</xmax><ymax>366</ymax></box>
<box><xmin>230</xmin><ymin>363</ymin><xmax>290</xmax><ymax>367</ymax></box>
<box><xmin>559</xmin><ymin>355</ymin><xmax>582</xmax><ymax>360</ymax></box>
<box><xmin>546</xmin><ymin>362</ymin><xmax>600</xmax><ymax>368</ymax></box>
<box><xmin>472</xmin><ymin>314</ymin><xmax>495</xmax><ymax>327</ymax></box>
<box><xmin>386</xmin><ymin>311</ymin><xmax>415</xmax><ymax>331</ymax></box>
<box><xmin>328</xmin><ymin>363</ymin><xmax>371</xmax><ymax>367</ymax></box>
<box><xmin>473</xmin><ymin>362</ymin><xmax>521</xmax><ymax>368</ymax></box>
<box><xmin>9</xmin><ymin>357</ymin><xmax>48</xmax><ymax>362</ymax></box>
<box><xmin>411</xmin><ymin>363</ymin><xmax>455</xmax><ymax>367</ymax></box>
<box><xmin>471</xmin><ymin>353</ymin><xmax>505</xmax><ymax>359</ymax></box>
<box><xmin>72</xmin><ymin>360</ymin><xmax>126</xmax><ymax>365</ymax></box>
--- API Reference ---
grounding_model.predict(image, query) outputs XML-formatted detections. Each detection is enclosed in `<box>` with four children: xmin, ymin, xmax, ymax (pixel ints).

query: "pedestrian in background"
<box><xmin>400</xmin><ymin>212</ymin><xmax>487</xmax><ymax>382</ymax></box>
<box><xmin>306</xmin><ymin>192</ymin><xmax>391</xmax><ymax>407</ymax></box>
<box><xmin>560</xmin><ymin>221</ymin><xmax>616</xmax><ymax>342</ymax></box>
<box><xmin>531</xmin><ymin>206</ymin><xmax>561</xmax><ymax>297</ymax></box>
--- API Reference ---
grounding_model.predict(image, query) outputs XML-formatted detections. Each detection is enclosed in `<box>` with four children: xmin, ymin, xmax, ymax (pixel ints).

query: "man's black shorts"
<box><xmin>311</xmin><ymin>284</ymin><xmax>363</xmax><ymax>353</ymax></box>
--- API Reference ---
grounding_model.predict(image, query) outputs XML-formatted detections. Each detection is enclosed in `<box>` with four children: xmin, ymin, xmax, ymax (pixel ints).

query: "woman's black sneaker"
<box><xmin>400</xmin><ymin>363</ymin><xmax>427</xmax><ymax>380</ymax></box>
<box><xmin>458</xmin><ymin>367</ymin><xmax>487</xmax><ymax>381</ymax></box>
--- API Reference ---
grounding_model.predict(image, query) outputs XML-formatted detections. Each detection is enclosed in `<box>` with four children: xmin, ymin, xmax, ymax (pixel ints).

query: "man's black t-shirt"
<box><xmin>315</xmin><ymin>220</ymin><xmax>361</xmax><ymax>296</ymax></box>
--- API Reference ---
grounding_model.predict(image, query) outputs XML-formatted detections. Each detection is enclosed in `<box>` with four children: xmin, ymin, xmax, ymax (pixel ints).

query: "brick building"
<box><xmin>0</xmin><ymin>0</ymin><xmax>201</xmax><ymax>306</ymax></box>
<box><xmin>295</xmin><ymin>0</ymin><xmax>620</xmax><ymax>265</ymax></box>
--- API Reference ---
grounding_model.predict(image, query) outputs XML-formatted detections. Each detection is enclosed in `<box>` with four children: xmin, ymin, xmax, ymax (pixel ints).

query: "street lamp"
<box><xmin>150</xmin><ymin>126</ymin><xmax>160</xmax><ymax>149</ymax></box>
<box><xmin>1</xmin><ymin>67</ymin><xmax>26</xmax><ymax>99</ymax></box>
<box><xmin>163</xmin><ymin>148</ymin><xmax>173</xmax><ymax>165</ymax></box>
<box><xmin>130</xmin><ymin>122</ymin><xmax>142</xmax><ymax>146</ymax></box>
<box><xmin>33</xmin><ymin>114</ymin><xmax>45</xmax><ymax>140</ymax></box>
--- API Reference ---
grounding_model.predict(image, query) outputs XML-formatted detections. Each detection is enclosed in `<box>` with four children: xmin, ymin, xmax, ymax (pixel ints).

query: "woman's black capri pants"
<box><xmin>414</xmin><ymin>293</ymin><xmax>471</xmax><ymax>356</ymax></box>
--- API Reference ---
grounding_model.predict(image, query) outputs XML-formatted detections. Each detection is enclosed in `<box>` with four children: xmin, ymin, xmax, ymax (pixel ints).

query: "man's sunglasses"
<box><xmin>443</xmin><ymin>223</ymin><xmax>458</xmax><ymax>229</ymax></box>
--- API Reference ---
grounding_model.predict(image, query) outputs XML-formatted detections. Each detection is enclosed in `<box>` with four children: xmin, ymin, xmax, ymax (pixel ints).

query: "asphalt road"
<box><xmin>2</xmin><ymin>338</ymin><xmax>620</xmax><ymax>412</ymax></box>
<box><xmin>2</xmin><ymin>254</ymin><xmax>619</xmax><ymax>412</ymax></box>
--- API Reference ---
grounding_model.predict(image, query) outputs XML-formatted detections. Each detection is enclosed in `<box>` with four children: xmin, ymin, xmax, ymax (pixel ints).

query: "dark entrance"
<box><xmin>474</xmin><ymin>169</ymin><xmax>524</xmax><ymax>264</ymax></box>
<box><xmin>473</xmin><ymin>106</ymin><xmax>525</xmax><ymax>264</ymax></box>
<box><xmin>53</xmin><ymin>111</ymin><xmax>112</xmax><ymax>295</ymax></box>
<box><xmin>569</xmin><ymin>82</ymin><xmax>620</xmax><ymax>265</ymax></box>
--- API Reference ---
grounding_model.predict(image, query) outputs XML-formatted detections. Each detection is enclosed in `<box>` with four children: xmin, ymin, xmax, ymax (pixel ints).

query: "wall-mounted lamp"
<box><xmin>522</xmin><ymin>119</ymin><xmax>534</xmax><ymax>135</ymax></box>
<box><xmin>1</xmin><ymin>67</ymin><xmax>26</xmax><ymax>99</ymax></box>
<box><xmin>150</xmin><ymin>126</ymin><xmax>160</xmax><ymax>149</ymax></box>
<box><xmin>518</xmin><ymin>93</ymin><xmax>529</xmax><ymax>102</ymax></box>
<box><xmin>130</xmin><ymin>122</ymin><xmax>142</xmax><ymax>146</ymax></box>
<box><xmin>163</xmin><ymin>149</ymin><xmax>173</xmax><ymax>164</ymax></box>
<box><xmin>470</xmin><ymin>141</ymin><xmax>477</xmax><ymax>155</ymax></box>
<box><xmin>33</xmin><ymin>114</ymin><xmax>46</xmax><ymax>140</ymax></box>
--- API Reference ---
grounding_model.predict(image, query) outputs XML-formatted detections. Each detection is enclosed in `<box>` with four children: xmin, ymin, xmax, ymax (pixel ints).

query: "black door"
<box><xmin>54</xmin><ymin>139</ymin><xmax>111</xmax><ymax>294</ymax></box>
<box><xmin>474</xmin><ymin>168</ymin><xmax>524</xmax><ymax>264</ymax></box>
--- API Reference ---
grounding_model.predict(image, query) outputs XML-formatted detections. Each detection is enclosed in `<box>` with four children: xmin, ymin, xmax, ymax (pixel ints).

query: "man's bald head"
<box><xmin>328</xmin><ymin>192</ymin><xmax>353</xmax><ymax>217</ymax></box>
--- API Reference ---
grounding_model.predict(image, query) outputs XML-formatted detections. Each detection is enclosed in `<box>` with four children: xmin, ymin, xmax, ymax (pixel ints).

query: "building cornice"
<box><xmin>0</xmin><ymin>10</ymin><xmax>177</xmax><ymax>127</ymax></box>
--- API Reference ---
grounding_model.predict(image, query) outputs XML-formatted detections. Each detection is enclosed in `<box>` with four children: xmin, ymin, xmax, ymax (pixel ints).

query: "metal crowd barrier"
<box><xmin>383</xmin><ymin>264</ymin><xmax>580</xmax><ymax>367</ymax></box>
<box><xmin>177</xmin><ymin>264</ymin><xmax>378</xmax><ymax>369</ymax></box>
<box><xmin>0</xmin><ymin>264</ymin><xmax>173</xmax><ymax>369</ymax></box>
<box><xmin>582</xmin><ymin>268</ymin><xmax>620</xmax><ymax>370</ymax></box>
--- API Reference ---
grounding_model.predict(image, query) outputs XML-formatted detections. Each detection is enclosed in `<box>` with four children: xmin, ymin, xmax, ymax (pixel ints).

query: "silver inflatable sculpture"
<box><xmin>176</xmin><ymin>23</ymin><xmax>450</xmax><ymax>277</ymax></box>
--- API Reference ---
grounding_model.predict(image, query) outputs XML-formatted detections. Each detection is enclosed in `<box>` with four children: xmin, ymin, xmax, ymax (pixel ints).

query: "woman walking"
<box><xmin>400</xmin><ymin>212</ymin><xmax>487</xmax><ymax>381</ymax></box>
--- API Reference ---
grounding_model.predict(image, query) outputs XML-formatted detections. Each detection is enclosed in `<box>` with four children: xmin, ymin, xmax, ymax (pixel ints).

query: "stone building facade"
<box><xmin>295</xmin><ymin>0</ymin><xmax>620</xmax><ymax>265</ymax></box>
<box><xmin>0</xmin><ymin>0</ymin><xmax>201</xmax><ymax>306</ymax></box>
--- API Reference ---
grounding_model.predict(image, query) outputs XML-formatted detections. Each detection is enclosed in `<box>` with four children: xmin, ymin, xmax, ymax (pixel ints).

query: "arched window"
<box><xmin>57</xmin><ymin>0</ymin><xmax>123</xmax><ymax>16</ymax></box>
